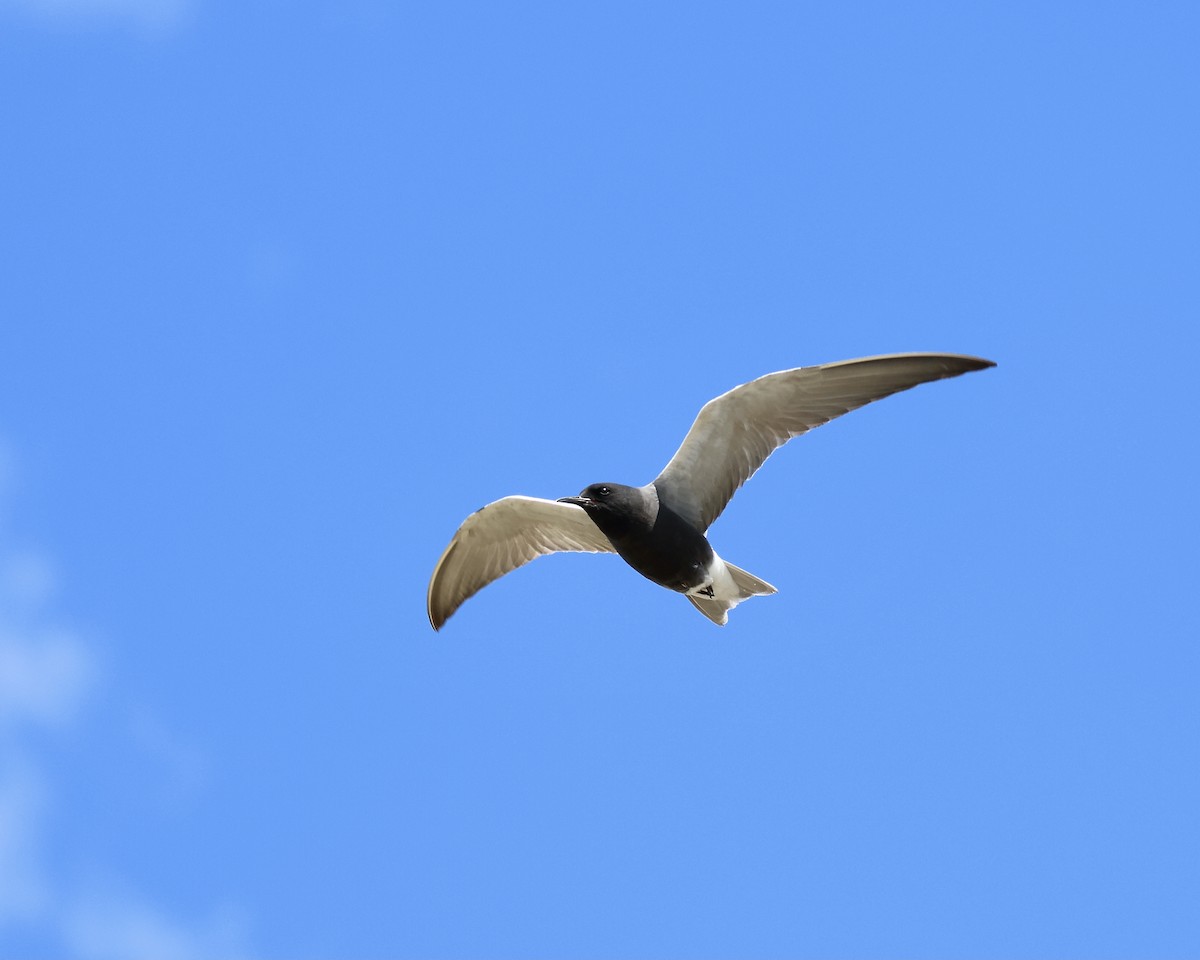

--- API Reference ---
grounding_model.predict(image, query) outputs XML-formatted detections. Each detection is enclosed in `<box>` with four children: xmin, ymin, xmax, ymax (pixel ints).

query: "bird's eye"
<box><xmin>598</xmin><ymin>486</ymin><xmax>611</xmax><ymax>497</ymax></box>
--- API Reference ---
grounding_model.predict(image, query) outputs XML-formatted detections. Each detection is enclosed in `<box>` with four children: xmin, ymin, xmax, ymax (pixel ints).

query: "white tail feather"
<box><xmin>685</xmin><ymin>559</ymin><xmax>777</xmax><ymax>626</ymax></box>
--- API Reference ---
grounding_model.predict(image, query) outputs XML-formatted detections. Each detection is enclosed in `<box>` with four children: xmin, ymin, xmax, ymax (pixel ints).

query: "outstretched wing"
<box><xmin>653</xmin><ymin>353</ymin><xmax>995</xmax><ymax>531</ymax></box>
<box><xmin>427</xmin><ymin>496</ymin><xmax>616</xmax><ymax>630</ymax></box>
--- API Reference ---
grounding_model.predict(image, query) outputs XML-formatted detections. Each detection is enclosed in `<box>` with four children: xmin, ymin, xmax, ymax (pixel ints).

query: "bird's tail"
<box><xmin>686</xmin><ymin>561</ymin><xmax>777</xmax><ymax>626</ymax></box>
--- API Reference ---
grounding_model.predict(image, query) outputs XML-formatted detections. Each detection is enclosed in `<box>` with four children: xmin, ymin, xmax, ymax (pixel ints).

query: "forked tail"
<box><xmin>686</xmin><ymin>561</ymin><xmax>778</xmax><ymax>626</ymax></box>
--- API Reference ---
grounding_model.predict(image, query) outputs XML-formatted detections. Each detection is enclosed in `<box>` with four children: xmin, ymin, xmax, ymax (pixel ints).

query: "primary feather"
<box><xmin>653</xmin><ymin>353</ymin><xmax>995</xmax><ymax>530</ymax></box>
<box><xmin>427</xmin><ymin>496</ymin><xmax>615</xmax><ymax>630</ymax></box>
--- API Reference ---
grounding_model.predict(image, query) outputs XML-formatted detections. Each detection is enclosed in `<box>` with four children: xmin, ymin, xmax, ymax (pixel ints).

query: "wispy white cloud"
<box><xmin>0</xmin><ymin>621</ymin><xmax>93</xmax><ymax>731</ymax></box>
<box><xmin>0</xmin><ymin>445</ymin><xmax>256</xmax><ymax>959</ymax></box>
<box><xmin>0</xmin><ymin>0</ymin><xmax>190</xmax><ymax>32</ymax></box>
<box><xmin>0</xmin><ymin>550</ymin><xmax>88</xmax><ymax>928</ymax></box>
<box><xmin>0</xmin><ymin>763</ymin><xmax>49</xmax><ymax>925</ymax></box>
<box><xmin>65</xmin><ymin>891</ymin><xmax>252</xmax><ymax>960</ymax></box>
<box><xmin>0</xmin><ymin>505</ymin><xmax>93</xmax><ymax>735</ymax></box>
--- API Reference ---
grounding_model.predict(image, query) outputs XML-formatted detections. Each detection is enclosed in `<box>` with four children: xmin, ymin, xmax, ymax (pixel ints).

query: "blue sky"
<box><xmin>2</xmin><ymin>0</ymin><xmax>1198</xmax><ymax>957</ymax></box>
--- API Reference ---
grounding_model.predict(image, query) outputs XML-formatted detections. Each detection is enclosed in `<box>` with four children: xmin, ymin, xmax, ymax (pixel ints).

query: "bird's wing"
<box><xmin>427</xmin><ymin>495</ymin><xmax>617</xmax><ymax>630</ymax></box>
<box><xmin>653</xmin><ymin>353</ymin><xmax>995</xmax><ymax>531</ymax></box>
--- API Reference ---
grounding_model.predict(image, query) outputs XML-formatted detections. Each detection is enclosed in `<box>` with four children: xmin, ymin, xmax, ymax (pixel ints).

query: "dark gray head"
<box><xmin>558</xmin><ymin>482</ymin><xmax>658</xmax><ymax>540</ymax></box>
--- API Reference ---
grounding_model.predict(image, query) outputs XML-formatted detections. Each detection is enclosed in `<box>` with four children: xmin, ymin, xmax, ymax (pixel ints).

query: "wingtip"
<box><xmin>938</xmin><ymin>353</ymin><xmax>996</xmax><ymax>372</ymax></box>
<box><xmin>427</xmin><ymin>536</ymin><xmax>460</xmax><ymax>632</ymax></box>
<box><xmin>933</xmin><ymin>354</ymin><xmax>997</xmax><ymax>376</ymax></box>
<box><xmin>427</xmin><ymin>594</ymin><xmax>451</xmax><ymax>631</ymax></box>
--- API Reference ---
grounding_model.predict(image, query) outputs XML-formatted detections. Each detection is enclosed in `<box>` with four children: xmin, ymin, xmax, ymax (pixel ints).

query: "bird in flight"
<box><xmin>427</xmin><ymin>352</ymin><xmax>994</xmax><ymax>630</ymax></box>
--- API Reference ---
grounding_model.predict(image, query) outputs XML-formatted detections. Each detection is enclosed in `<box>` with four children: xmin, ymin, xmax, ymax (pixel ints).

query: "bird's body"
<box><xmin>427</xmin><ymin>352</ymin><xmax>995</xmax><ymax>630</ymax></box>
<box><xmin>563</xmin><ymin>484</ymin><xmax>710</xmax><ymax>593</ymax></box>
<box><xmin>553</xmin><ymin>482</ymin><xmax>778</xmax><ymax>625</ymax></box>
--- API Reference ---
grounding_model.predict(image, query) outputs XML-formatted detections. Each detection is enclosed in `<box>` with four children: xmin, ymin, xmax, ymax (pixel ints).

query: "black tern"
<box><xmin>428</xmin><ymin>352</ymin><xmax>994</xmax><ymax>630</ymax></box>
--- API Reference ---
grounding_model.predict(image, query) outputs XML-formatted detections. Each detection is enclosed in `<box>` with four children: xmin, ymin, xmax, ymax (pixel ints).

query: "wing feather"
<box><xmin>427</xmin><ymin>496</ymin><xmax>616</xmax><ymax>630</ymax></box>
<box><xmin>653</xmin><ymin>353</ymin><xmax>995</xmax><ymax>530</ymax></box>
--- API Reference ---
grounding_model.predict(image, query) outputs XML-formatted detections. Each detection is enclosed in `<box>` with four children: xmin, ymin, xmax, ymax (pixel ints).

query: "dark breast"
<box><xmin>602</xmin><ymin>502</ymin><xmax>714</xmax><ymax>593</ymax></box>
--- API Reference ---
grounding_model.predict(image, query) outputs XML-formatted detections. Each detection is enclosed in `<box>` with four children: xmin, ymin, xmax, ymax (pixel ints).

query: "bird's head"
<box><xmin>558</xmin><ymin>482</ymin><xmax>630</xmax><ymax>510</ymax></box>
<box><xmin>558</xmin><ymin>483</ymin><xmax>653</xmax><ymax>536</ymax></box>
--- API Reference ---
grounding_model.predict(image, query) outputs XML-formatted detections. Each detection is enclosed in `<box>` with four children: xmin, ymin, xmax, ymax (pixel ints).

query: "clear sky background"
<box><xmin>1</xmin><ymin>1</ymin><xmax>1197</xmax><ymax>958</ymax></box>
